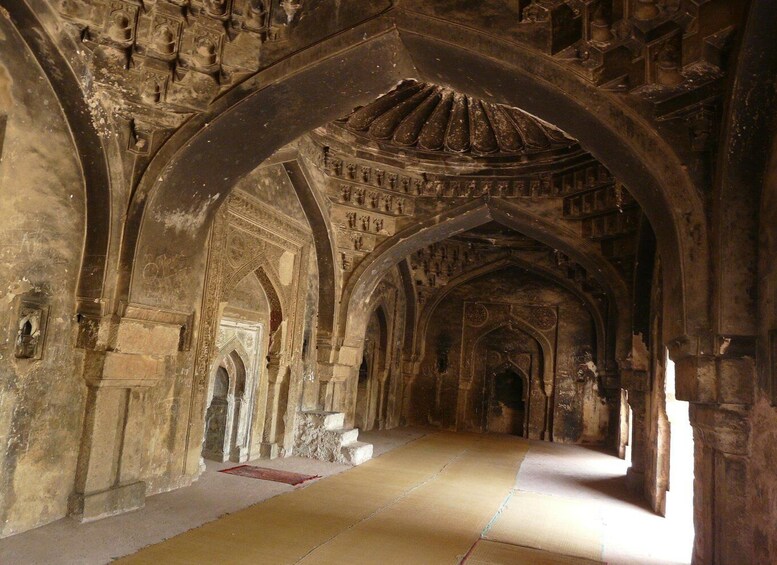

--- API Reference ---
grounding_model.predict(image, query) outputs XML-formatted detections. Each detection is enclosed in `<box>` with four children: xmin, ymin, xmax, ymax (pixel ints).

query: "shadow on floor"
<box><xmin>571</xmin><ymin>475</ymin><xmax>654</xmax><ymax>511</ymax></box>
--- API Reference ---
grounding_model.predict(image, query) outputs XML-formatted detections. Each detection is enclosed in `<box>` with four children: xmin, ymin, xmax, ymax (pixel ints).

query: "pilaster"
<box><xmin>71</xmin><ymin>310</ymin><xmax>182</xmax><ymax>521</ymax></box>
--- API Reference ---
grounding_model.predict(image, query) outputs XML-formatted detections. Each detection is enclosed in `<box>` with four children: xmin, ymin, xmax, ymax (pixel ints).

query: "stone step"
<box><xmin>331</xmin><ymin>427</ymin><xmax>360</xmax><ymax>446</ymax></box>
<box><xmin>340</xmin><ymin>441</ymin><xmax>373</xmax><ymax>466</ymax></box>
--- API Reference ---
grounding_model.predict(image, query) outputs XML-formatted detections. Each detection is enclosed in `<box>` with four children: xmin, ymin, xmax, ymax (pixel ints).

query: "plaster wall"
<box><xmin>0</xmin><ymin>18</ymin><xmax>87</xmax><ymax>536</ymax></box>
<box><xmin>750</xmin><ymin>134</ymin><xmax>777</xmax><ymax>563</ymax></box>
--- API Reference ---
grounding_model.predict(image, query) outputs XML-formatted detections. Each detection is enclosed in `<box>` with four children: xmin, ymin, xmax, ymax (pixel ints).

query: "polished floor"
<box><xmin>0</xmin><ymin>428</ymin><xmax>693</xmax><ymax>565</ymax></box>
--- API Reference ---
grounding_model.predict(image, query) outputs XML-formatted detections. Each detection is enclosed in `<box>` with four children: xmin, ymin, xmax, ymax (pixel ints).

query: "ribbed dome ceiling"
<box><xmin>337</xmin><ymin>81</ymin><xmax>574</xmax><ymax>157</ymax></box>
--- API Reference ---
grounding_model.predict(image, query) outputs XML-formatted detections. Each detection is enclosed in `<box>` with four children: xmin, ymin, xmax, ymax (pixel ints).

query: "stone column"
<box><xmin>670</xmin><ymin>335</ymin><xmax>754</xmax><ymax>565</ymax></box>
<box><xmin>688</xmin><ymin>404</ymin><xmax>750</xmax><ymax>565</ymax></box>
<box><xmin>71</xmin><ymin>314</ymin><xmax>180</xmax><ymax>521</ymax></box>
<box><xmin>333</xmin><ymin>341</ymin><xmax>363</xmax><ymax>427</ymax></box>
<box><xmin>455</xmin><ymin>380</ymin><xmax>471</xmax><ymax>431</ymax></box>
<box><xmin>400</xmin><ymin>359</ymin><xmax>418</xmax><ymax>426</ymax></box>
<box><xmin>260</xmin><ymin>353</ymin><xmax>288</xmax><ymax>459</ymax></box>
<box><xmin>620</xmin><ymin>359</ymin><xmax>649</xmax><ymax>493</ymax></box>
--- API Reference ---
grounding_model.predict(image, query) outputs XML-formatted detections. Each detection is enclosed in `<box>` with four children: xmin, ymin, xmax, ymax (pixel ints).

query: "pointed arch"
<box><xmin>122</xmin><ymin>13</ymin><xmax>705</xmax><ymax>349</ymax></box>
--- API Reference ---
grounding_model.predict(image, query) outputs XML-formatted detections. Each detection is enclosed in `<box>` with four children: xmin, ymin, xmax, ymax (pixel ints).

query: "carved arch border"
<box><xmin>413</xmin><ymin>255</ymin><xmax>608</xmax><ymax>370</ymax></box>
<box><xmin>462</xmin><ymin>313</ymin><xmax>554</xmax><ymax>394</ymax></box>
<box><xmin>462</xmin><ymin>317</ymin><xmax>551</xmax><ymax>437</ymax></box>
<box><xmin>210</xmin><ymin>341</ymin><xmax>250</xmax><ymax>398</ymax></box>
<box><xmin>339</xmin><ymin>198</ymin><xmax>628</xmax><ymax>366</ymax></box>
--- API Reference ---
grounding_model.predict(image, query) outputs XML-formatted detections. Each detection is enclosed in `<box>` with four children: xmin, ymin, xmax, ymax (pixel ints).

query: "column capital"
<box><xmin>667</xmin><ymin>333</ymin><xmax>755</xmax><ymax>405</ymax></box>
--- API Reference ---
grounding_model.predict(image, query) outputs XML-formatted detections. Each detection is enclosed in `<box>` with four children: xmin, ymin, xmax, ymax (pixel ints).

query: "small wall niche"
<box><xmin>12</xmin><ymin>297</ymin><xmax>49</xmax><ymax>360</ymax></box>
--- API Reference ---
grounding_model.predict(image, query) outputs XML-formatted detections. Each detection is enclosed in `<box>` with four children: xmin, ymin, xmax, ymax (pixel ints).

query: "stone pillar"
<box><xmin>71</xmin><ymin>314</ymin><xmax>180</xmax><ymax>521</ymax></box>
<box><xmin>621</xmin><ymin>358</ymin><xmax>649</xmax><ymax>493</ymax></box>
<box><xmin>688</xmin><ymin>404</ymin><xmax>750</xmax><ymax>565</ymax></box>
<box><xmin>332</xmin><ymin>341</ymin><xmax>363</xmax><ymax>427</ymax></box>
<box><xmin>625</xmin><ymin>389</ymin><xmax>647</xmax><ymax>492</ymax></box>
<box><xmin>455</xmin><ymin>380</ymin><xmax>471</xmax><ymax>431</ymax></box>
<box><xmin>669</xmin><ymin>335</ymin><xmax>754</xmax><ymax>565</ymax></box>
<box><xmin>400</xmin><ymin>358</ymin><xmax>418</xmax><ymax>426</ymax></box>
<box><xmin>260</xmin><ymin>353</ymin><xmax>288</xmax><ymax>459</ymax></box>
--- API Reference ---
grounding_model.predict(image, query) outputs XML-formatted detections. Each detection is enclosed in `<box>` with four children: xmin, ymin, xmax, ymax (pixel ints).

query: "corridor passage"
<box><xmin>0</xmin><ymin>429</ymin><xmax>692</xmax><ymax>565</ymax></box>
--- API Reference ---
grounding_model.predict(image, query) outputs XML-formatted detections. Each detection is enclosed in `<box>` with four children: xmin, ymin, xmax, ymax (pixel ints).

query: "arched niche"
<box><xmin>203</xmin><ymin>339</ymin><xmax>257</xmax><ymax>464</ymax></box>
<box><xmin>485</xmin><ymin>361</ymin><xmax>532</xmax><ymax>437</ymax></box>
<box><xmin>355</xmin><ymin>305</ymin><xmax>389</xmax><ymax>431</ymax></box>
<box><xmin>465</xmin><ymin>321</ymin><xmax>547</xmax><ymax>440</ymax></box>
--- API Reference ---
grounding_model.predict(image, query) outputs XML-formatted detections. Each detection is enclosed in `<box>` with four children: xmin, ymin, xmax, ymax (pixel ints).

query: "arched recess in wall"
<box><xmin>121</xmin><ymin>16</ymin><xmax>706</xmax><ymax>349</ymax></box>
<box><xmin>466</xmin><ymin>318</ymin><xmax>555</xmax><ymax>398</ymax></box>
<box><xmin>413</xmin><ymin>257</ymin><xmax>609</xmax><ymax>371</ymax></box>
<box><xmin>465</xmin><ymin>319</ymin><xmax>552</xmax><ymax>438</ymax></box>
<box><xmin>6</xmin><ymin>1</ymin><xmax>114</xmax><ymax>311</ymax></box>
<box><xmin>203</xmin><ymin>343</ymin><xmax>251</xmax><ymax>463</ymax></box>
<box><xmin>340</xmin><ymin>198</ymin><xmax>628</xmax><ymax>363</ymax></box>
<box><xmin>355</xmin><ymin>304</ymin><xmax>389</xmax><ymax>431</ymax></box>
<box><xmin>484</xmin><ymin>360</ymin><xmax>531</xmax><ymax>437</ymax></box>
<box><xmin>186</xmin><ymin>253</ymin><xmax>287</xmax><ymax>469</ymax></box>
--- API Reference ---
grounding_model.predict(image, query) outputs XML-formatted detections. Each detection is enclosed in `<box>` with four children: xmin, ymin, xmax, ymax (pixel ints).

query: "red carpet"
<box><xmin>219</xmin><ymin>465</ymin><xmax>319</xmax><ymax>486</ymax></box>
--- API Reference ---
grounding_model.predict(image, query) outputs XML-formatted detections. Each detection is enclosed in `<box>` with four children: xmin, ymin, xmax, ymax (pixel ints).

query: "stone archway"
<box><xmin>202</xmin><ymin>349</ymin><xmax>249</xmax><ymax>463</ymax></box>
<box><xmin>123</xmin><ymin>18</ymin><xmax>705</xmax><ymax>351</ymax></box>
<box><xmin>355</xmin><ymin>306</ymin><xmax>389</xmax><ymax>432</ymax></box>
<box><xmin>464</xmin><ymin>317</ymin><xmax>551</xmax><ymax>440</ymax></box>
<box><xmin>485</xmin><ymin>362</ymin><xmax>531</xmax><ymax>437</ymax></box>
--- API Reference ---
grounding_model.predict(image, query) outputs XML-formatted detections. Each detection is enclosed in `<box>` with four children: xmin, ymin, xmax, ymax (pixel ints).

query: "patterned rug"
<box><xmin>219</xmin><ymin>465</ymin><xmax>320</xmax><ymax>486</ymax></box>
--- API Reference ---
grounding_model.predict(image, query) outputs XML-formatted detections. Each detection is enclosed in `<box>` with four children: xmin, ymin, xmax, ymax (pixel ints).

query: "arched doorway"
<box><xmin>355</xmin><ymin>307</ymin><xmax>388</xmax><ymax>431</ymax></box>
<box><xmin>485</xmin><ymin>365</ymin><xmax>528</xmax><ymax>436</ymax></box>
<box><xmin>203</xmin><ymin>363</ymin><xmax>231</xmax><ymax>462</ymax></box>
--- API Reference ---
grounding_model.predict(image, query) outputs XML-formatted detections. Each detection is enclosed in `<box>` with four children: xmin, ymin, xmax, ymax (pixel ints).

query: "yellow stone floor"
<box><xmin>119</xmin><ymin>432</ymin><xmax>602</xmax><ymax>565</ymax></box>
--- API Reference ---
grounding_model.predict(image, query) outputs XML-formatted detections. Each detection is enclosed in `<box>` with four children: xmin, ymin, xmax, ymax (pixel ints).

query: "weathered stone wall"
<box><xmin>410</xmin><ymin>267</ymin><xmax>604</xmax><ymax>443</ymax></box>
<box><xmin>751</xmin><ymin>132</ymin><xmax>777</xmax><ymax>562</ymax></box>
<box><xmin>0</xmin><ymin>18</ymin><xmax>87</xmax><ymax>536</ymax></box>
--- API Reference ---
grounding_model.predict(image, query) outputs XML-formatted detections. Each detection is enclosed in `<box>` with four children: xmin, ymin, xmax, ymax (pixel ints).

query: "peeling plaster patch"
<box><xmin>4</xmin><ymin>278</ymin><xmax>33</xmax><ymax>303</ymax></box>
<box><xmin>0</xmin><ymin>64</ymin><xmax>12</xmax><ymax>110</ymax></box>
<box><xmin>155</xmin><ymin>193</ymin><xmax>220</xmax><ymax>235</ymax></box>
<box><xmin>279</xmin><ymin>251</ymin><xmax>294</xmax><ymax>286</ymax></box>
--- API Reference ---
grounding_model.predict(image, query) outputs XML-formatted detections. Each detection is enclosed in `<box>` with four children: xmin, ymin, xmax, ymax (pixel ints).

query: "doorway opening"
<box><xmin>665</xmin><ymin>351</ymin><xmax>694</xmax><ymax>561</ymax></box>
<box><xmin>486</xmin><ymin>367</ymin><xmax>528</xmax><ymax>436</ymax></box>
<box><xmin>355</xmin><ymin>307</ymin><xmax>388</xmax><ymax>431</ymax></box>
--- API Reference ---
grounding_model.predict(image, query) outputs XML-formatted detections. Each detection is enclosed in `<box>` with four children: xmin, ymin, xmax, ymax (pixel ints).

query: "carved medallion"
<box><xmin>465</xmin><ymin>303</ymin><xmax>488</xmax><ymax>327</ymax></box>
<box><xmin>227</xmin><ymin>232</ymin><xmax>247</xmax><ymax>266</ymax></box>
<box><xmin>530</xmin><ymin>306</ymin><xmax>557</xmax><ymax>330</ymax></box>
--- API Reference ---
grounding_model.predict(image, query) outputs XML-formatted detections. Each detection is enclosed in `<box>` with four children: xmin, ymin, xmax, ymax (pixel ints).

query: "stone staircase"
<box><xmin>294</xmin><ymin>410</ymin><xmax>373</xmax><ymax>466</ymax></box>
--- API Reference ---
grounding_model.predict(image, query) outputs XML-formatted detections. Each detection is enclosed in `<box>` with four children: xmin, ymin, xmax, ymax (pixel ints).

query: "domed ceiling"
<box><xmin>331</xmin><ymin>80</ymin><xmax>577</xmax><ymax>159</ymax></box>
